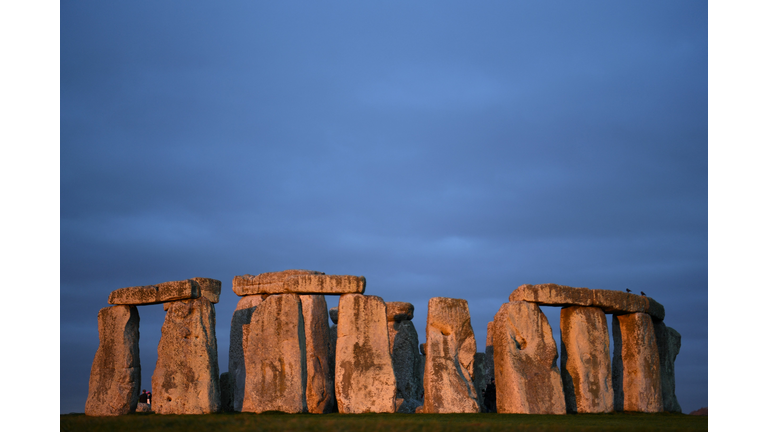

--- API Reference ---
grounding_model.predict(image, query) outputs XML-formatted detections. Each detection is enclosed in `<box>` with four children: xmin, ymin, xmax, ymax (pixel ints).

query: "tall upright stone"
<box><xmin>654</xmin><ymin>321</ymin><xmax>682</xmax><ymax>412</ymax></box>
<box><xmin>485</xmin><ymin>321</ymin><xmax>494</xmax><ymax>383</ymax></box>
<box><xmin>300</xmin><ymin>295</ymin><xmax>335</xmax><ymax>414</ymax></box>
<box><xmin>228</xmin><ymin>294</ymin><xmax>267</xmax><ymax>412</ymax></box>
<box><xmin>242</xmin><ymin>294</ymin><xmax>307</xmax><ymax>413</ymax></box>
<box><xmin>612</xmin><ymin>313</ymin><xmax>663</xmax><ymax>413</ymax></box>
<box><xmin>560</xmin><ymin>306</ymin><xmax>613</xmax><ymax>413</ymax></box>
<box><xmin>423</xmin><ymin>297</ymin><xmax>480</xmax><ymax>413</ymax></box>
<box><xmin>329</xmin><ymin>305</ymin><xmax>338</xmax><ymax>409</ymax></box>
<box><xmin>152</xmin><ymin>297</ymin><xmax>220</xmax><ymax>414</ymax></box>
<box><xmin>335</xmin><ymin>294</ymin><xmax>396</xmax><ymax>413</ymax></box>
<box><xmin>386</xmin><ymin>301</ymin><xmax>422</xmax><ymax>413</ymax></box>
<box><xmin>85</xmin><ymin>305</ymin><xmax>141</xmax><ymax>416</ymax></box>
<box><xmin>493</xmin><ymin>301</ymin><xmax>566</xmax><ymax>414</ymax></box>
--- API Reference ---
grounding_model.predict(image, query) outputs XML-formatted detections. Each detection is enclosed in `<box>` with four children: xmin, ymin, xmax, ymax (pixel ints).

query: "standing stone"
<box><xmin>153</xmin><ymin>297</ymin><xmax>220</xmax><ymax>414</ymax></box>
<box><xmin>220</xmin><ymin>372</ymin><xmax>233</xmax><ymax>412</ymax></box>
<box><xmin>423</xmin><ymin>297</ymin><xmax>480</xmax><ymax>413</ymax></box>
<box><xmin>228</xmin><ymin>294</ymin><xmax>267</xmax><ymax>411</ymax></box>
<box><xmin>473</xmin><ymin>352</ymin><xmax>488</xmax><ymax>412</ymax></box>
<box><xmin>485</xmin><ymin>321</ymin><xmax>494</xmax><ymax>382</ymax></box>
<box><xmin>654</xmin><ymin>321</ymin><xmax>682</xmax><ymax>412</ymax></box>
<box><xmin>329</xmin><ymin>305</ymin><xmax>338</xmax><ymax>410</ymax></box>
<box><xmin>300</xmin><ymin>295</ymin><xmax>335</xmax><ymax>413</ymax></box>
<box><xmin>560</xmin><ymin>306</ymin><xmax>613</xmax><ymax>413</ymax></box>
<box><xmin>335</xmin><ymin>294</ymin><xmax>396</xmax><ymax>413</ymax></box>
<box><xmin>242</xmin><ymin>294</ymin><xmax>307</xmax><ymax>413</ymax></box>
<box><xmin>493</xmin><ymin>301</ymin><xmax>566</xmax><ymax>414</ymax></box>
<box><xmin>612</xmin><ymin>313</ymin><xmax>663</xmax><ymax>413</ymax></box>
<box><xmin>386</xmin><ymin>302</ymin><xmax>422</xmax><ymax>413</ymax></box>
<box><xmin>85</xmin><ymin>305</ymin><xmax>141</xmax><ymax>416</ymax></box>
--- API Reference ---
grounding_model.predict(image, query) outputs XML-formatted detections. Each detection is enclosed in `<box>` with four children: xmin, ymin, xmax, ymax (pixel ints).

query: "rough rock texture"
<box><xmin>300</xmin><ymin>295</ymin><xmax>335</xmax><ymax>413</ymax></box>
<box><xmin>612</xmin><ymin>313</ymin><xmax>663</xmax><ymax>413</ymax></box>
<box><xmin>419</xmin><ymin>343</ymin><xmax>426</xmax><ymax>355</ymax></box>
<box><xmin>493</xmin><ymin>301</ymin><xmax>566</xmax><ymax>414</ymax></box>
<box><xmin>152</xmin><ymin>297</ymin><xmax>220</xmax><ymax>414</ymax></box>
<box><xmin>135</xmin><ymin>403</ymin><xmax>152</xmax><ymax>413</ymax></box>
<box><xmin>192</xmin><ymin>277</ymin><xmax>222</xmax><ymax>304</ymax></box>
<box><xmin>387</xmin><ymin>318</ymin><xmax>422</xmax><ymax>413</ymax></box>
<box><xmin>654</xmin><ymin>321</ymin><xmax>682</xmax><ymax>412</ymax></box>
<box><xmin>423</xmin><ymin>297</ymin><xmax>480</xmax><ymax>413</ymax></box>
<box><xmin>233</xmin><ymin>269</ymin><xmax>365</xmax><ymax>296</ymax></box>
<box><xmin>509</xmin><ymin>284</ymin><xmax>665</xmax><ymax>320</ymax></box>
<box><xmin>220</xmin><ymin>372</ymin><xmax>233</xmax><ymax>412</ymax></box>
<box><xmin>109</xmin><ymin>279</ymin><xmax>201</xmax><ymax>306</ymax></box>
<box><xmin>386</xmin><ymin>301</ymin><xmax>415</xmax><ymax>321</ymax></box>
<box><xmin>560</xmin><ymin>306</ymin><xmax>613</xmax><ymax>413</ymax></box>
<box><xmin>329</xmin><ymin>307</ymin><xmax>339</xmax><ymax>324</ymax></box>
<box><xmin>228</xmin><ymin>294</ymin><xmax>267</xmax><ymax>411</ymax></box>
<box><xmin>242</xmin><ymin>294</ymin><xmax>307</xmax><ymax>413</ymax></box>
<box><xmin>85</xmin><ymin>305</ymin><xmax>141</xmax><ymax>416</ymax></box>
<box><xmin>335</xmin><ymin>294</ymin><xmax>396</xmax><ymax>413</ymax></box>
<box><xmin>484</xmin><ymin>321</ymin><xmax>494</xmax><ymax>392</ymax></box>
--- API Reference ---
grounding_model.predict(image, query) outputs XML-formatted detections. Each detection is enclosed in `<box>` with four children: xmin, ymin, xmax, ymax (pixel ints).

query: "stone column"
<box><xmin>85</xmin><ymin>305</ymin><xmax>141</xmax><ymax>416</ymax></box>
<box><xmin>386</xmin><ymin>302</ymin><xmax>422</xmax><ymax>413</ymax></box>
<box><xmin>329</xmin><ymin>306</ymin><xmax>338</xmax><ymax>411</ymax></box>
<box><xmin>152</xmin><ymin>297</ymin><xmax>220</xmax><ymax>414</ymax></box>
<box><xmin>300</xmin><ymin>295</ymin><xmax>335</xmax><ymax>413</ymax></box>
<box><xmin>335</xmin><ymin>294</ymin><xmax>396</xmax><ymax>413</ymax></box>
<box><xmin>654</xmin><ymin>320</ymin><xmax>682</xmax><ymax>412</ymax></box>
<box><xmin>560</xmin><ymin>306</ymin><xmax>613</xmax><ymax>413</ymax></box>
<box><xmin>493</xmin><ymin>301</ymin><xmax>566</xmax><ymax>414</ymax></box>
<box><xmin>228</xmin><ymin>294</ymin><xmax>267</xmax><ymax>411</ymax></box>
<box><xmin>423</xmin><ymin>297</ymin><xmax>480</xmax><ymax>413</ymax></box>
<box><xmin>242</xmin><ymin>294</ymin><xmax>307</xmax><ymax>413</ymax></box>
<box><xmin>612</xmin><ymin>313</ymin><xmax>663</xmax><ymax>413</ymax></box>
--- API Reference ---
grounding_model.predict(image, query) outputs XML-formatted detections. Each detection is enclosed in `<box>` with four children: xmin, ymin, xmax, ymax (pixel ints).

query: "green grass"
<box><xmin>61</xmin><ymin>411</ymin><xmax>707</xmax><ymax>432</ymax></box>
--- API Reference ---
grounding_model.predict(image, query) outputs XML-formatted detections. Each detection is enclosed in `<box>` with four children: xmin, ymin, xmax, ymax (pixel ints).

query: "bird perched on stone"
<box><xmin>641</xmin><ymin>291</ymin><xmax>646</xmax><ymax>296</ymax></box>
<box><xmin>625</xmin><ymin>288</ymin><xmax>632</xmax><ymax>293</ymax></box>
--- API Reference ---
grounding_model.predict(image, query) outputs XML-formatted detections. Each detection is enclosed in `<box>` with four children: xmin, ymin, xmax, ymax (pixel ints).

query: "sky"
<box><xmin>59</xmin><ymin>1</ymin><xmax>708</xmax><ymax>415</ymax></box>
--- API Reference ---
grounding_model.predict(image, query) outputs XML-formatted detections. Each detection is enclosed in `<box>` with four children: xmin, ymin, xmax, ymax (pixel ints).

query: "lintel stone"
<box><xmin>233</xmin><ymin>269</ymin><xmax>365</xmax><ymax>296</ymax></box>
<box><xmin>108</xmin><ymin>279</ymin><xmax>200</xmax><ymax>306</ymax></box>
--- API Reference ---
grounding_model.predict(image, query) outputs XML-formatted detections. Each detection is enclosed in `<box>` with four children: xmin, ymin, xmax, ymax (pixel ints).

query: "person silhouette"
<box><xmin>139</xmin><ymin>389</ymin><xmax>148</xmax><ymax>404</ymax></box>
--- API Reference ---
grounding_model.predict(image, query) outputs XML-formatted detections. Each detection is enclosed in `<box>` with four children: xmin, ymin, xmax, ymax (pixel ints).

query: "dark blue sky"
<box><xmin>60</xmin><ymin>1</ymin><xmax>707</xmax><ymax>414</ymax></box>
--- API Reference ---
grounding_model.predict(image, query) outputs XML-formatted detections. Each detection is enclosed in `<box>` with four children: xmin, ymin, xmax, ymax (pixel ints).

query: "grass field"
<box><xmin>61</xmin><ymin>411</ymin><xmax>707</xmax><ymax>432</ymax></box>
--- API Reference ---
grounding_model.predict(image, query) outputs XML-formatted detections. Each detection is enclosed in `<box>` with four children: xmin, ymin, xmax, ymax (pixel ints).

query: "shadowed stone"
<box><xmin>300</xmin><ymin>295</ymin><xmax>335</xmax><ymax>413</ymax></box>
<box><xmin>220</xmin><ymin>372</ymin><xmax>233</xmax><ymax>412</ymax></box>
<box><xmin>85</xmin><ymin>305</ymin><xmax>141</xmax><ymax>416</ymax></box>
<box><xmin>228</xmin><ymin>294</ymin><xmax>267</xmax><ymax>411</ymax></box>
<box><xmin>108</xmin><ymin>279</ymin><xmax>200</xmax><ymax>305</ymax></box>
<box><xmin>233</xmin><ymin>270</ymin><xmax>365</xmax><ymax>296</ymax></box>
<box><xmin>386</xmin><ymin>301</ymin><xmax>414</xmax><ymax>321</ymax></box>
<box><xmin>329</xmin><ymin>307</ymin><xmax>339</xmax><ymax>324</ymax></box>
<box><xmin>612</xmin><ymin>313</ymin><xmax>663</xmax><ymax>413</ymax></box>
<box><xmin>335</xmin><ymin>294</ymin><xmax>396</xmax><ymax>413</ymax></box>
<box><xmin>473</xmin><ymin>352</ymin><xmax>488</xmax><ymax>412</ymax></box>
<box><xmin>387</xmin><ymin>315</ymin><xmax>422</xmax><ymax>413</ymax></box>
<box><xmin>423</xmin><ymin>297</ymin><xmax>480</xmax><ymax>413</ymax></box>
<box><xmin>493</xmin><ymin>301</ymin><xmax>566</xmax><ymax>414</ymax></box>
<box><xmin>654</xmin><ymin>321</ymin><xmax>682</xmax><ymax>412</ymax></box>
<box><xmin>484</xmin><ymin>321</ymin><xmax>494</xmax><ymax>392</ymax></box>
<box><xmin>419</xmin><ymin>343</ymin><xmax>426</xmax><ymax>355</ymax></box>
<box><xmin>152</xmin><ymin>297</ymin><xmax>220</xmax><ymax>414</ymax></box>
<box><xmin>509</xmin><ymin>284</ymin><xmax>665</xmax><ymax>320</ymax></box>
<box><xmin>560</xmin><ymin>306</ymin><xmax>613</xmax><ymax>413</ymax></box>
<box><xmin>242</xmin><ymin>294</ymin><xmax>307</xmax><ymax>413</ymax></box>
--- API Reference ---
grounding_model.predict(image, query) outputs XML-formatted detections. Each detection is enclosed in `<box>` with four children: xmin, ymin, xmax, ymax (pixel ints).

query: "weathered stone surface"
<box><xmin>220</xmin><ymin>372</ymin><xmax>233</xmax><ymax>412</ymax></box>
<box><xmin>493</xmin><ymin>301</ymin><xmax>566</xmax><ymax>414</ymax></box>
<box><xmin>387</xmin><ymin>318</ymin><xmax>422</xmax><ymax>413</ymax></box>
<box><xmin>109</xmin><ymin>279</ymin><xmax>201</xmax><ymax>305</ymax></box>
<box><xmin>386</xmin><ymin>301</ymin><xmax>414</xmax><ymax>322</ymax></box>
<box><xmin>423</xmin><ymin>297</ymin><xmax>480</xmax><ymax>414</ymax></box>
<box><xmin>152</xmin><ymin>297</ymin><xmax>220</xmax><ymax>414</ymax></box>
<box><xmin>560</xmin><ymin>306</ymin><xmax>613</xmax><ymax>413</ymax></box>
<box><xmin>612</xmin><ymin>313</ymin><xmax>663</xmax><ymax>413</ymax></box>
<box><xmin>473</xmin><ymin>352</ymin><xmax>488</xmax><ymax>412</ymax></box>
<box><xmin>509</xmin><ymin>284</ymin><xmax>665</xmax><ymax>320</ymax></box>
<box><xmin>419</xmin><ymin>343</ymin><xmax>426</xmax><ymax>355</ymax></box>
<box><xmin>85</xmin><ymin>305</ymin><xmax>141</xmax><ymax>416</ymax></box>
<box><xmin>233</xmin><ymin>269</ymin><xmax>365</xmax><ymax>296</ymax></box>
<box><xmin>329</xmin><ymin>307</ymin><xmax>339</xmax><ymax>324</ymax></box>
<box><xmin>228</xmin><ymin>294</ymin><xmax>267</xmax><ymax>411</ymax></box>
<box><xmin>329</xmin><ymin>322</ymin><xmax>337</xmax><ymax>411</ymax></box>
<box><xmin>654</xmin><ymin>321</ymin><xmax>682</xmax><ymax>412</ymax></box>
<box><xmin>135</xmin><ymin>402</ymin><xmax>151</xmax><ymax>413</ymax></box>
<box><xmin>300</xmin><ymin>295</ymin><xmax>335</xmax><ymax>413</ymax></box>
<box><xmin>242</xmin><ymin>294</ymin><xmax>307</xmax><ymax>413</ymax></box>
<box><xmin>484</xmin><ymin>321</ymin><xmax>494</xmax><ymax>392</ymax></box>
<box><xmin>335</xmin><ymin>294</ymin><xmax>396</xmax><ymax>413</ymax></box>
<box><xmin>192</xmin><ymin>277</ymin><xmax>222</xmax><ymax>304</ymax></box>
